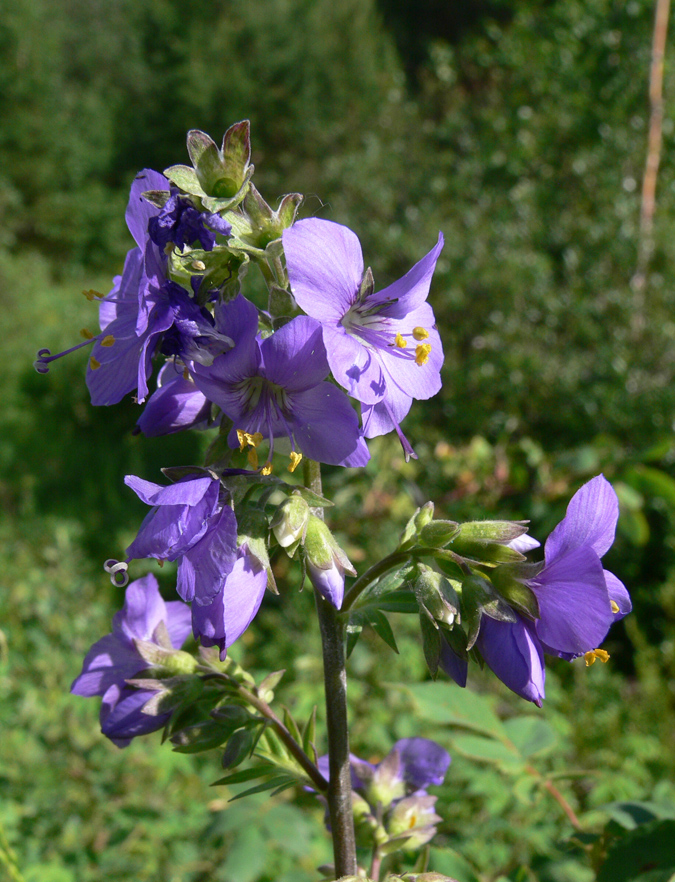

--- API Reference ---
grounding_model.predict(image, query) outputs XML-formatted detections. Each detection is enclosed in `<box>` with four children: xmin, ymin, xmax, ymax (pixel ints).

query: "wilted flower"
<box><xmin>283</xmin><ymin>219</ymin><xmax>444</xmax><ymax>457</ymax></box>
<box><xmin>71</xmin><ymin>574</ymin><xmax>191</xmax><ymax>747</ymax></box>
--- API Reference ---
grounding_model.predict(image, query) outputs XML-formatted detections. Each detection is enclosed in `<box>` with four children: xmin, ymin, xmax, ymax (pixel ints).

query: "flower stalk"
<box><xmin>305</xmin><ymin>458</ymin><xmax>358</xmax><ymax>877</ymax></box>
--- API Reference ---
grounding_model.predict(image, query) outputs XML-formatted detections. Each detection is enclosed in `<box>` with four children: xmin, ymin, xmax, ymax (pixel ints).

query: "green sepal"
<box><xmin>184</xmin><ymin>122</ymin><xmax>254</xmax><ymax>207</ymax></box>
<box><xmin>491</xmin><ymin>567</ymin><xmax>540</xmax><ymax>620</ymax></box>
<box><xmin>132</xmin><ymin>639</ymin><xmax>199</xmax><ymax>674</ymax></box>
<box><xmin>141</xmin><ymin>188</ymin><xmax>171</xmax><ymax>208</ymax></box>
<box><xmin>419</xmin><ymin>520</ymin><xmax>460</xmax><ymax>548</ymax></box>
<box><xmin>346</xmin><ymin>620</ymin><xmax>364</xmax><ymax>658</ymax></box>
<box><xmin>414</xmin><ymin>566</ymin><xmax>460</xmax><ymax>627</ymax></box>
<box><xmin>237</xmin><ymin>506</ymin><xmax>277</xmax><ymax>594</ymax></box>
<box><xmin>163</xmin><ymin>164</ymin><xmax>207</xmax><ymax>197</ymax></box>
<box><xmin>457</xmin><ymin>521</ymin><xmax>530</xmax><ymax>543</ymax></box>
<box><xmin>461</xmin><ymin>573</ymin><xmax>517</xmax><ymax>650</ymax></box>
<box><xmin>129</xmin><ymin>675</ymin><xmax>204</xmax><ymax>717</ymax></box>
<box><xmin>221</xmin><ymin>726</ymin><xmax>258</xmax><ymax>769</ymax></box>
<box><xmin>257</xmin><ymin>669</ymin><xmax>285</xmax><ymax>702</ymax></box>
<box><xmin>450</xmin><ymin>537</ymin><xmax>526</xmax><ymax>565</ymax></box>
<box><xmin>398</xmin><ymin>502</ymin><xmax>434</xmax><ymax>551</ymax></box>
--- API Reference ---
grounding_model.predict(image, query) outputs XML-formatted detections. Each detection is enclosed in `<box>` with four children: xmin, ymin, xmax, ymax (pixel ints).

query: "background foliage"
<box><xmin>2</xmin><ymin>0</ymin><xmax>675</xmax><ymax>879</ymax></box>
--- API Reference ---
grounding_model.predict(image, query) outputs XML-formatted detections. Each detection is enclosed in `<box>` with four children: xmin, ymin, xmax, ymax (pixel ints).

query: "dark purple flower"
<box><xmin>136</xmin><ymin>363</ymin><xmax>212</xmax><ymax>436</ymax></box>
<box><xmin>148</xmin><ymin>190</ymin><xmax>233</xmax><ymax>252</ymax></box>
<box><xmin>125</xmin><ymin>473</ymin><xmax>237</xmax><ymax>604</ymax></box>
<box><xmin>190</xmin><ymin>544</ymin><xmax>267</xmax><ymax>658</ymax></box>
<box><xmin>191</xmin><ymin>294</ymin><xmax>370</xmax><ymax>469</ymax></box>
<box><xmin>283</xmin><ymin>219</ymin><xmax>444</xmax><ymax>456</ymax></box>
<box><xmin>71</xmin><ymin>574</ymin><xmax>191</xmax><ymax>747</ymax></box>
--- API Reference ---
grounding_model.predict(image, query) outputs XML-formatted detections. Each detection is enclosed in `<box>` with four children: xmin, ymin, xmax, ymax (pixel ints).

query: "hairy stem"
<box><xmin>305</xmin><ymin>459</ymin><xmax>358</xmax><ymax>877</ymax></box>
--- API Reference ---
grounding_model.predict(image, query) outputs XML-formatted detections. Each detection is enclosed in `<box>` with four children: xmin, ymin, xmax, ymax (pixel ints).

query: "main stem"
<box><xmin>305</xmin><ymin>459</ymin><xmax>358</xmax><ymax>877</ymax></box>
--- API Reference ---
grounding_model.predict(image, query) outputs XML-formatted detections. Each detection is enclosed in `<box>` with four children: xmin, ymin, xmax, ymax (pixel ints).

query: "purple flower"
<box><xmin>191</xmin><ymin>294</ymin><xmax>370</xmax><ymax>469</ymax></box>
<box><xmin>529</xmin><ymin>474</ymin><xmax>630</xmax><ymax>659</ymax></box>
<box><xmin>148</xmin><ymin>190</ymin><xmax>231</xmax><ymax>252</ymax></box>
<box><xmin>125</xmin><ymin>473</ymin><xmax>237</xmax><ymax>604</ymax></box>
<box><xmin>71</xmin><ymin>574</ymin><xmax>191</xmax><ymax>747</ymax></box>
<box><xmin>440</xmin><ymin>475</ymin><xmax>630</xmax><ymax>706</ymax></box>
<box><xmin>136</xmin><ymin>363</ymin><xmax>212</xmax><ymax>436</ymax></box>
<box><xmin>190</xmin><ymin>544</ymin><xmax>267</xmax><ymax>658</ymax></box>
<box><xmin>283</xmin><ymin>219</ymin><xmax>444</xmax><ymax>456</ymax></box>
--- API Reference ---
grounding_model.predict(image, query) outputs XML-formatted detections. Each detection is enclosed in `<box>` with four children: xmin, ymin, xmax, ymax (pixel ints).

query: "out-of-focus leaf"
<box><xmin>596</xmin><ymin>820</ymin><xmax>675</xmax><ymax>882</ymax></box>
<box><xmin>401</xmin><ymin>682</ymin><xmax>508</xmax><ymax>739</ymax></box>
<box><xmin>503</xmin><ymin>716</ymin><xmax>557</xmax><ymax>757</ymax></box>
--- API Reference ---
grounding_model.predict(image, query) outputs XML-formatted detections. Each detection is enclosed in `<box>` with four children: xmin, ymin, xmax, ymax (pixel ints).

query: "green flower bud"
<box><xmin>419</xmin><ymin>519</ymin><xmax>460</xmax><ymax>548</ymax></box>
<box><xmin>271</xmin><ymin>495</ymin><xmax>310</xmax><ymax>548</ymax></box>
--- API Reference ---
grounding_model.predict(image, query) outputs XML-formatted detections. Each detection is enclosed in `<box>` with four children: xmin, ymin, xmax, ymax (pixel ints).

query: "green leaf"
<box><xmin>367</xmin><ymin>609</ymin><xmax>399</xmax><ymax>653</ymax></box>
<box><xmin>624</xmin><ymin>465</ymin><xmax>675</xmax><ymax>510</ymax></box>
<box><xmin>228</xmin><ymin>775</ymin><xmax>297</xmax><ymax>801</ymax></box>
<box><xmin>419</xmin><ymin>612</ymin><xmax>442</xmax><ymax>678</ymax></box>
<box><xmin>401</xmin><ymin>682</ymin><xmax>508</xmax><ymax>740</ymax></box>
<box><xmin>221</xmin><ymin>824</ymin><xmax>268</xmax><ymax>882</ymax></box>
<box><xmin>211</xmin><ymin>765</ymin><xmax>273</xmax><ymax>787</ymax></box>
<box><xmin>503</xmin><ymin>716</ymin><xmax>557</xmax><ymax>757</ymax></box>
<box><xmin>451</xmin><ymin>734</ymin><xmax>523</xmax><ymax>770</ymax></box>
<box><xmin>429</xmin><ymin>847</ymin><xmax>481</xmax><ymax>882</ymax></box>
<box><xmin>221</xmin><ymin>727</ymin><xmax>257</xmax><ymax>769</ymax></box>
<box><xmin>596</xmin><ymin>819</ymin><xmax>675</xmax><ymax>882</ymax></box>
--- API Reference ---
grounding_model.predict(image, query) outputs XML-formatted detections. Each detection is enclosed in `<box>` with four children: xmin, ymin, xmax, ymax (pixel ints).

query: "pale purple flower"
<box><xmin>190</xmin><ymin>544</ymin><xmax>267</xmax><ymax>658</ymax></box>
<box><xmin>191</xmin><ymin>294</ymin><xmax>370</xmax><ymax>469</ymax></box>
<box><xmin>71</xmin><ymin>574</ymin><xmax>191</xmax><ymax>747</ymax></box>
<box><xmin>283</xmin><ymin>219</ymin><xmax>444</xmax><ymax>456</ymax></box>
<box><xmin>125</xmin><ymin>473</ymin><xmax>237</xmax><ymax>604</ymax></box>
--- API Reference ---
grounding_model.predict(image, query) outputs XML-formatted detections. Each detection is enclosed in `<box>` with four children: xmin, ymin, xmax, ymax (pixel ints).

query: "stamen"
<box><xmin>157</xmin><ymin>559</ymin><xmax>165</xmax><ymax>568</ymax></box>
<box><xmin>101</xmin><ymin>335</ymin><xmax>115</xmax><ymax>348</ymax></box>
<box><xmin>261</xmin><ymin>461</ymin><xmax>273</xmax><ymax>476</ymax></box>
<box><xmin>413</xmin><ymin>326</ymin><xmax>429</xmax><ymax>341</ymax></box>
<box><xmin>415</xmin><ymin>343</ymin><xmax>432</xmax><ymax>366</ymax></box>
<box><xmin>237</xmin><ymin>429</ymin><xmax>264</xmax><ymax>452</ymax></box>
<box><xmin>33</xmin><ymin>337</ymin><xmax>97</xmax><ymax>373</ymax></box>
<box><xmin>104</xmin><ymin>559</ymin><xmax>129</xmax><ymax>587</ymax></box>
<box><xmin>288</xmin><ymin>451</ymin><xmax>303</xmax><ymax>473</ymax></box>
<box><xmin>584</xmin><ymin>648</ymin><xmax>610</xmax><ymax>666</ymax></box>
<box><xmin>610</xmin><ymin>600</ymin><xmax>619</xmax><ymax>614</ymax></box>
<box><xmin>83</xmin><ymin>289</ymin><xmax>103</xmax><ymax>301</ymax></box>
<box><xmin>183</xmin><ymin>368</ymin><xmax>190</xmax><ymax>381</ymax></box>
<box><xmin>80</xmin><ymin>328</ymin><xmax>94</xmax><ymax>340</ymax></box>
<box><xmin>248</xmin><ymin>448</ymin><xmax>259</xmax><ymax>469</ymax></box>
<box><xmin>394</xmin><ymin>332</ymin><xmax>407</xmax><ymax>349</ymax></box>
<box><xmin>90</xmin><ymin>356</ymin><xmax>101</xmax><ymax>370</ymax></box>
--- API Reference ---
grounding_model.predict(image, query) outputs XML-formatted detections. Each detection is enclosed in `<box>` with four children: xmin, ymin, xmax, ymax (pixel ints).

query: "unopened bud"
<box><xmin>419</xmin><ymin>519</ymin><xmax>460</xmax><ymax>548</ymax></box>
<box><xmin>304</xmin><ymin>516</ymin><xmax>356</xmax><ymax>610</ymax></box>
<box><xmin>415</xmin><ymin>567</ymin><xmax>460</xmax><ymax>627</ymax></box>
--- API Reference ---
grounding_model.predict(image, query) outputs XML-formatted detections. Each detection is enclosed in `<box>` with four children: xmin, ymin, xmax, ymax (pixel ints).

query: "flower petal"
<box><xmin>177</xmin><ymin>506</ymin><xmax>238</xmax><ymax>603</ymax></box>
<box><xmin>290</xmin><ymin>383</ymin><xmax>370</xmax><ymax>467</ymax></box>
<box><xmin>283</xmin><ymin>219</ymin><xmax>363</xmax><ymax>323</ymax></box>
<box><xmin>321</xmin><ymin>325</ymin><xmax>386</xmax><ymax>405</ymax></box>
<box><xmin>125</xmin><ymin>169</ymin><xmax>169</xmax><ymax>250</ymax></box>
<box><xmin>393</xmin><ymin>737</ymin><xmax>451</xmax><ymax>789</ymax></box>
<box><xmin>112</xmin><ymin>573</ymin><xmax>166</xmax><ymax>642</ymax></box>
<box><xmin>260</xmin><ymin>316</ymin><xmax>328</xmax><ymax>391</ymax></box>
<box><xmin>605</xmin><ymin>569</ymin><xmax>632</xmax><ymax>620</ymax></box>
<box><xmin>545</xmin><ymin>474</ymin><xmax>619</xmax><ymax>561</ymax></box>
<box><xmin>531</xmin><ymin>546</ymin><xmax>613</xmax><ymax>656</ymax></box>
<box><xmin>100</xmin><ymin>683</ymin><xmax>168</xmax><ymax>747</ymax></box>
<box><xmin>477</xmin><ymin>616</ymin><xmax>545</xmax><ymax>706</ymax></box>
<box><xmin>373</xmin><ymin>233</ymin><xmax>444</xmax><ymax>318</ymax></box>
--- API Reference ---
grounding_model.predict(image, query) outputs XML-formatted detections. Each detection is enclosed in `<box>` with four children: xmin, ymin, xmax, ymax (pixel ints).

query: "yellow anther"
<box><xmin>415</xmin><ymin>343</ymin><xmax>432</xmax><ymax>366</ymax></box>
<box><xmin>83</xmin><ymin>289</ymin><xmax>102</xmax><ymax>301</ymax></box>
<box><xmin>237</xmin><ymin>429</ymin><xmax>247</xmax><ymax>451</ymax></box>
<box><xmin>183</xmin><ymin>368</ymin><xmax>190</xmax><ymax>381</ymax></box>
<box><xmin>394</xmin><ymin>332</ymin><xmax>407</xmax><ymax>349</ymax></box>
<box><xmin>80</xmin><ymin>328</ymin><xmax>94</xmax><ymax>340</ymax></box>
<box><xmin>412</xmin><ymin>326</ymin><xmax>429</xmax><ymax>341</ymax></box>
<box><xmin>247</xmin><ymin>448</ymin><xmax>259</xmax><ymax>470</ymax></box>
<box><xmin>288</xmin><ymin>451</ymin><xmax>303</xmax><ymax>473</ymax></box>
<box><xmin>89</xmin><ymin>356</ymin><xmax>101</xmax><ymax>370</ymax></box>
<box><xmin>101</xmin><ymin>335</ymin><xmax>115</xmax><ymax>348</ymax></box>
<box><xmin>584</xmin><ymin>648</ymin><xmax>610</xmax><ymax>666</ymax></box>
<box><xmin>249</xmin><ymin>432</ymin><xmax>263</xmax><ymax>447</ymax></box>
<box><xmin>611</xmin><ymin>600</ymin><xmax>619</xmax><ymax>614</ymax></box>
<box><xmin>261</xmin><ymin>461</ymin><xmax>273</xmax><ymax>476</ymax></box>
<box><xmin>157</xmin><ymin>559</ymin><xmax>165</xmax><ymax>568</ymax></box>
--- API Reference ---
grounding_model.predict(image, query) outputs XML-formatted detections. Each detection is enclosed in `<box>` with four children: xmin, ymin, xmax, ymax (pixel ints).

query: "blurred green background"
<box><xmin>3</xmin><ymin>0</ymin><xmax>675</xmax><ymax>879</ymax></box>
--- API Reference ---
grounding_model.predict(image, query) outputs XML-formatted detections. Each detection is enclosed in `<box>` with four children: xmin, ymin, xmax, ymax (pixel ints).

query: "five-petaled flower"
<box><xmin>283</xmin><ymin>218</ymin><xmax>444</xmax><ymax>458</ymax></box>
<box><xmin>191</xmin><ymin>293</ymin><xmax>370</xmax><ymax>470</ymax></box>
<box><xmin>71</xmin><ymin>574</ymin><xmax>191</xmax><ymax>747</ymax></box>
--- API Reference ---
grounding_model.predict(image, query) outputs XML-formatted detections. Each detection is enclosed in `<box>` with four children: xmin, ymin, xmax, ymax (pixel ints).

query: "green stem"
<box><xmin>305</xmin><ymin>459</ymin><xmax>358</xmax><ymax>877</ymax></box>
<box><xmin>200</xmin><ymin>670</ymin><xmax>327</xmax><ymax>792</ymax></box>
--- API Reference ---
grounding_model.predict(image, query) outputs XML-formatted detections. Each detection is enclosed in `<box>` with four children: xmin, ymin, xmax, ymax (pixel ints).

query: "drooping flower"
<box><xmin>190</xmin><ymin>544</ymin><xmax>267</xmax><ymax>659</ymax></box>
<box><xmin>283</xmin><ymin>219</ymin><xmax>444</xmax><ymax>456</ymax></box>
<box><xmin>191</xmin><ymin>294</ymin><xmax>370</xmax><ymax>470</ymax></box>
<box><xmin>125</xmin><ymin>473</ymin><xmax>237</xmax><ymax>604</ymax></box>
<box><xmin>440</xmin><ymin>475</ymin><xmax>630</xmax><ymax>705</ymax></box>
<box><xmin>71</xmin><ymin>574</ymin><xmax>191</xmax><ymax>747</ymax></box>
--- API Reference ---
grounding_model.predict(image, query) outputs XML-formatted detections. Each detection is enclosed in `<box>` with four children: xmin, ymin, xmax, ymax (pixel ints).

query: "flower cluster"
<box><xmin>317</xmin><ymin>738</ymin><xmax>451</xmax><ymax>854</ymax></box>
